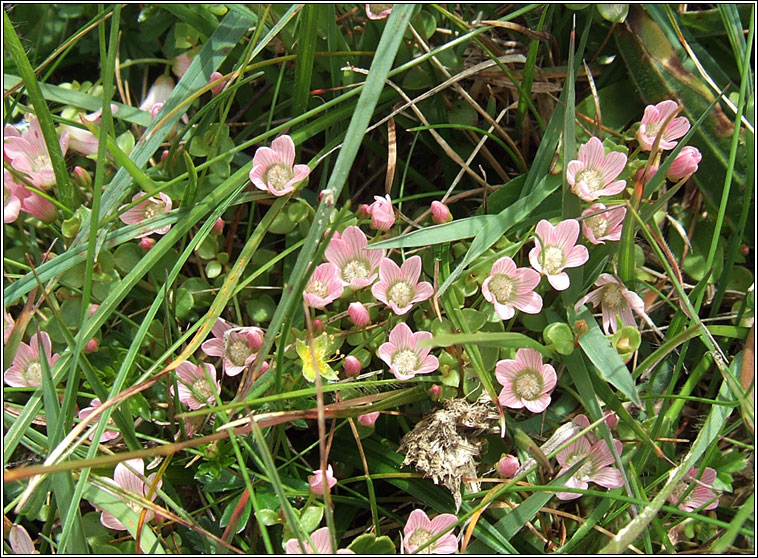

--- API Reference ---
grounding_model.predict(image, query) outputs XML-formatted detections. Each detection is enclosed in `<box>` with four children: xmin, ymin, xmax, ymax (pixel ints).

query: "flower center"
<box><xmin>369</xmin><ymin>3</ymin><xmax>393</xmax><ymax>14</ymax></box>
<box><xmin>646</xmin><ymin>121</ymin><xmax>662</xmax><ymax>139</ymax></box>
<box><xmin>224</xmin><ymin>335</ymin><xmax>253</xmax><ymax>367</ymax></box>
<box><xmin>24</xmin><ymin>360</ymin><xmax>42</xmax><ymax>386</ymax></box>
<box><xmin>309</xmin><ymin>280</ymin><xmax>330</xmax><ymax>299</ymax></box>
<box><xmin>265</xmin><ymin>163</ymin><xmax>294</xmax><ymax>192</ymax></box>
<box><xmin>408</xmin><ymin>527</ymin><xmax>433</xmax><ymax>550</ymax></box>
<box><xmin>566</xmin><ymin>452</ymin><xmax>594</xmax><ymax>482</ymax></box>
<box><xmin>387</xmin><ymin>280</ymin><xmax>414</xmax><ymax>308</ymax></box>
<box><xmin>576</xmin><ymin>167</ymin><xmax>604</xmax><ymax>194</ymax></box>
<box><xmin>193</xmin><ymin>378</ymin><xmax>214</xmax><ymax>403</ymax></box>
<box><xmin>489</xmin><ymin>274</ymin><xmax>515</xmax><ymax>304</ymax></box>
<box><xmin>31</xmin><ymin>153</ymin><xmax>52</xmax><ymax>173</ymax></box>
<box><xmin>143</xmin><ymin>201</ymin><xmax>162</xmax><ymax>220</ymax></box>
<box><xmin>600</xmin><ymin>284</ymin><xmax>625</xmax><ymax>310</ymax></box>
<box><xmin>392</xmin><ymin>348</ymin><xmax>419</xmax><ymax>376</ymax></box>
<box><xmin>585</xmin><ymin>214</ymin><xmax>608</xmax><ymax>238</ymax></box>
<box><xmin>342</xmin><ymin>259</ymin><xmax>370</xmax><ymax>283</ymax></box>
<box><xmin>513</xmin><ymin>369</ymin><xmax>543</xmax><ymax>401</ymax></box>
<box><xmin>542</xmin><ymin>246</ymin><xmax>565</xmax><ymax>275</ymax></box>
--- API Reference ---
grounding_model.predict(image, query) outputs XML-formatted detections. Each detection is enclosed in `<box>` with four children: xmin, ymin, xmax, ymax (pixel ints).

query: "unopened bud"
<box><xmin>497</xmin><ymin>454</ymin><xmax>519</xmax><ymax>477</ymax></box>
<box><xmin>211</xmin><ymin>217</ymin><xmax>224</xmax><ymax>235</ymax></box>
<box><xmin>574</xmin><ymin>319</ymin><xmax>589</xmax><ymax>336</ymax></box>
<box><xmin>430</xmin><ymin>201</ymin><xmax>452</xmax><ymax>224</ymax></box>
<box><xmin>635</xmin><ymin>165</ymin><xmax>658</xmax><ymax>185</ymax></box>
<box><xmin>344</xmin><ymin>355</ymin><xmax>362</xmax><ymax>377</ymax></box>
<box><xmin>209</xmin><ymin>71</ymin><xmax>226</xmax><ymax>96</ymax></box>
<box><xmin>358</xmin><ymin>204</ymin><xmax>372</xmax><ymax>218</ymax></box>
<box><xmin>358</xmin><ymin>411</ymin><xmax>380</xmax><ymax>427</ymax></box>
<box><xmin>72</xmin><ymin>166</ymin><xmax>92</xmax><ymax>189</ymax></box>
<box><xmin>88</xmin><ymin>304</ymin><xmax>100</xmax><ymax>318</ymax></box>
<box><xmin>429</xmin><ymin>384</ymin><xmax>442</xmax><ymax>402</ymax></box>
<box><xmin>139</xmin><ymin>237</ymin><xmax>156</xmax><ymax>251</ymax></box>
<box><xmin>347</xmin><ymin>302</ymin><xmax>370</xmax><ymax>328</ymax></box>
<box><xmin>312</xmin><ymin>319</ymin><xmax>325</xmax><ymax>334</ymax></box>
<box><xmin>84</xmin><ymin>338</ymin><xmax>99</xmax><ymax>354</ymax></box>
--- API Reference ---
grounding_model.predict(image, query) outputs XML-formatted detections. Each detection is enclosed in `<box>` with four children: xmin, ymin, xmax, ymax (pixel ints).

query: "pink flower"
<box><xmin>666</xmin><ymin>146</ymin><xmax>702</xmax><ymax>181</ymax></box>
<box><xmin>497</xmin><ymin>454</ymin><xmax>519</xmax><ymax>477</ymax></box>
<box><xmin>284</xmin><ymin>527</ymin><xmax>355</xmax><ymax>554</ymax></box>
<box><xmin>636</xmin><ymin>100</ymin><xmax>690</xmax><ymax>151</ymax></box>
<box><xmin>172</xmin><ymin>50</ymin><xmax>196</xmax><ymax>78</ymax></box>
<box><xmin>358</xmin><ymin>411</ymin><xmax>380</xmax><ymax>426</ymax></box>
<box><xmin>566</xmin><ymin>137</ymin><xmax>627</xmax><ymax>202</ymax></box>
<box><xmin>3</xmin><ymin>115</ymin><xmax>69</xmax><ymax>190</ymax></box>
<box><xmin>139</xmin><ymin>75</ymin><xmax>175</xmax><ymax>114</ymax></box>
<box><xmin>325</xmin><ymin>226</ymin><xmax>385</xmax><ymax>289</ymax></box>
<box><xmin>172</xmin><ymin>362</ymin><xmax>220</xmax><ymax>410</ymax></box>
<box><xmin>482</xmin><ymin>256</ymin><xmax>542</xmax><ymax>320</ymax></box>
<box><xmin>635</xmin><ymin>164</ymin><xmax>658</xmax><ymax>186</ymax></box>
<box><xmin>7</xmin><ymin>524</ymin><xmax>36</xmax><ymax>555</ymax></box>
<box><xmin>575</xmin><ymin>274</ymin><xmax>647</xmax><ymax>335</ymax></box>
<box><xmin>668</xmin><ymin>467</ymin><xmax>719</xmax><ymax>513</ymax></box>
<box><xmin>119</xmin><ymin>191</ymin><xmax>173</xmax><ymax>238</ymax></box>
<box><xmin>369</xmin><ymin>195</ymin><xmax>395</xmax><ymax>231</ymax></box>
<box><xmin>61</xmin><ymin>104</ymin><xmax>119</xmax><ymax>156</ymax></box>
<box><xmin>344</xmin><ymin>355</ymin><xmax>362</xmax><ymax>377</ymax></box>
<box><xmin>357</xmin><ymin>203</ymin><xmax>372</xmax><ymax>218</ymax></box>
<box><xmin>100</xmin><ymin>458</ymin><xmax>162</xmax><ymax>531</ymax></box>
<box><xmin>571</xmin><ymin>412</ymin><xmax>619</xmax><ymax>444</ymax></box>
<box><xmin>4</xmin><ymin>332</ymin><xmax>60</xmax><ymax>388</ymax></box>
<box><xmin>84</xmin><ymin>338</ymin><xmax>99</xmax><ymax>354</ymax></box>
<box><xmin>371</xmin><ymin>256</ymin><xmax>433</xmax><ymax>315</ymax></box>
<box><xmin>377</xmin><ymin>322</ymin><xmax>438</xmax><ymax>380</ymax></box>
<box><xmin>4</xmin><ymin>308</ymin><xmax>14</xmax><ymax>344</ymax></box>
<box><xmin>211</xmin><ymin>217</ymin><xmax>225</xmax><ymax>235</ymax></box>
<box><xmin>529</xmin><ymin>219</ymin><xmax>589</xmax><ymax>291</ymax></box>
<box><xmin>308</xmin><ymin>465</ymin><xmax>337</xmax><ymax>495</ymax></box>
<box><xmin>4</xmin><ymin>175</ymin><xmax>22</xmax><ymax>224</ymax></box>
<box><xmin>17</xmin><ymin>181</ymin><xmax>58</xmax><ymax>223</ymax></box>
<box><xmin>201</xmin><ymin>317</ymin><xmax>264</xmax><ymax>377</ymax></box>
<box><xmin>366</xmin><ymin>4</ymin><xmax>393</xmax><ymax>20</ymax></box>
<box><xmin>555</xmin><ymin>435</ymin><xmax>624</xmax><ymax>501</ymax></box>
<box><xmin>347</xmin><ymin>302</ymin><xmax>371</xmax><ymax>328</ymax></box>
<box><xmin>249</xmin><ymin>135</ymin><xmax>311</xmax><ymax>197</ymax></box>
<box><xmin>303</xmin><ymin>263</ymin><xmax>344</xmax><ymax>308</ymax></box>
<box><xmin>78</xmin><ymin>398</ymin><xmax>119</xmax><ymax>443</ymax></box>
<box><xmin>430</xmin><ymin>201</ymin><xmax>452</xmax><ymax>224</ymax></box>
<box><xmin>581</xmin><ymin>204</ymin><xmax>626</xmax><ymax>245</ymax></box>
<box><xmin>496</xmin><ymin>348</ymin><xmax>556</xmax><ymax>413</ymax></box>
<box><xmin>402</xmin><ymin>509</ymin><xmax>458</xmax><ymax>554</ymax></box>
<box><xmin>209</xmin><ymin>71</ymin><xmax>226</xmax><ymax>96</ymax></box>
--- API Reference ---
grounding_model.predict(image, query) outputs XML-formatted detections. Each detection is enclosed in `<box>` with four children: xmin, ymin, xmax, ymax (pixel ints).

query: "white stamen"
<box><xmin>342</xmin><ymin>259</ymin><xmax>370</xmax><ymax>283</ymax></box>
<box><xmin>392</xmin><ymin>348</ymin><xmax>419</xmax><ymax>376</ymax></box>
<box><xmin>387</xmin><ymin>281</ymin><xmax>414</xmax><ymax>308</ymax></box>
<box><xmin>265</xmin><ymin>163</ymin><xmax>294</xmax><ymax>191</ymax></box>
<box><xmin>489</xmin><ymin>274</ymin><xmax>515</xmax><ymax>304</ymax></box>
<box><xmin>542</xmin><ymin>246</ymin><xmax>565</xmax><ymax>275</ymax></box>
<box><xmin>513</xmin><ymin>369</ymin><xmax>543</xmax><ymax>400</ymax></box>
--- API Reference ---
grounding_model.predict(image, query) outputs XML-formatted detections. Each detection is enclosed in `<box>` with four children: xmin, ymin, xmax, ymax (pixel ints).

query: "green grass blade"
<box><xmin>427</xmin><ymin>332</ymin><xmax>553</xmax><ymax>358</ymax></box>
<box><xmin>292</xmin><ymin>4</ymin><xmax>317</xmax><ymax>122</ymax></box>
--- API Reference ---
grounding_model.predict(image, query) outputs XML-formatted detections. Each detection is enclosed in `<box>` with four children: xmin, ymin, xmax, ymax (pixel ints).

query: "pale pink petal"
<box><xmin>498</xmin><ymin>387</ymin><xmax>523</xmax><ymax>408</ymax></box>
<box><xmin>599</xmin><ymin>151</ymin><xmax>627</xmax><ymax>185</ymax></box>
<box><xmin>511</xmin><ymin>291</ymin><xmax>543</xmax><ymax>314</ymax></box>
<box><xmin>592</xmin><ymin>467</ymin><xmax>624</xmax><ymax>489</ymax></box>
<box><xmin>404</xmin><ymin>509</ymin><xmax>432</xmax><ymax>536</ymax></box>
<box><xmin>553</xmin><ymin>219</ymin><xmax>580</xmax><ymax>252</ymax></box>
<box><xmin>565</xmin><ymin>245</ymin><xmax>589</xmax><ymax>268</ymax></box>
<box><xmin>524</xmin><ymin>395</ymin><xmax>550</xmax><ymax>413</ymax></box>
<box><xmin>547</xmin><ymin>272</ymin><xmax>570</xmax><ymax>291</ymax></box>
<box><xmin>541</xmin><ymin>364</ymin><xmax>557</xmax><ymax>392</ymax></box>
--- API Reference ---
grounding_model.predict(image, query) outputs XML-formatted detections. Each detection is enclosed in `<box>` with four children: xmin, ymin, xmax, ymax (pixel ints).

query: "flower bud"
<box><xmin>429</xmin><ymin>384</ymin><xmax>442</xmax><ymax>402</ymax></box>
<box><xmin>635</xmin><ymin>165</ymin><xmax>658</xmax><ymax>185</ymax></box>
<box><xmin>312</xmin><ymin>319</ymin><xmax>325</xmax><ymax>335</ymax></box>
<box><xmin>209</xmin><ymin>71</ymin><xmax>226</xmax><ymax>96</ymax></box>
<box><xmin>88</xmin><ymin>304</ymin><xmax>100</xmax><ymax>318</ymax></box>
<box><xmin>344</xmin><ymin>355</ymin><xmax>362</xmax><ymax>377</ymax></box>
<box><xmin>358</xmin><ymin>411</ymin><xmax>380</xmax><ymax>427</ymax></box>
<box><xmin>430</xmin><ymin>201</ymin><xmax>452</xmax><ymax>224</ymax></box>
<box><xmin>370</xmin><ymin>195</ymin><xmax>395</xmax><ymax>231</ymax></box>
<box><xmin>84</xmin><ymin>338</ymin><xmax>99</xmax><ymax>354</ymax></box>
<box><xmin>358</xmin><ymin>204</ymin><xmax>372</xmax><ymax>218</ymax></box>
<box><xmin>573</xmin><ymin>319</ymin><xmax>589</xmax><ymax>337</ymax></box>
<box><xmin>497</xmin><ymin>454</ymin><xmax>519</xmax><ymax>477</ymax></box>
<box><xmin>665</xmin><ymin>146</ymin><xmax>701</xmax><ymax>181</ymax></box>
<box><xmin>347</xmin><ymin>302</ymin><xmax>371</xmax><ymax>328</ymax></box>
<box><xmin>308</xmin><ymin>465</ymin><xmax>337</xmax><ymax>495</ymax></box>
<box><xmin>211</xmin><ymin>217</ymin><xmax>224</xmax><ymax>235</ymax></box>
<box><xmin>72</xmin><ymin>166</ymin><xmax>92</xmax><ymax>189</ymax></box>
<box><xmin>139</xmin><ymin>237</ymin><xmax>156</xmax><ymax>251</ymax></box>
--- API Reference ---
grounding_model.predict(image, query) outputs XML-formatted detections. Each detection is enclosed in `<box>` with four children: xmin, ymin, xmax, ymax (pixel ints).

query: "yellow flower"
<box><xmin>295</xmin><ymin>333</ymin><xmax>338</xmax><ymax>382</ymax></box>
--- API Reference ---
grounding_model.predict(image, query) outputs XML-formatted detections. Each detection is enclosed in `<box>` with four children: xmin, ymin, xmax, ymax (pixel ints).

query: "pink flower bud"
<box><xmin>88</xmin><ymin>304</ymin><xmax>100</xmax><ymax>318</ymax></box>
<box><xmin>370</xmin><ymin>195</ymin><xmax>395</xmax><ymax>231</ymax></box>
<box><xmin>139</xmin><ymin>237</ymin><xmax>156</xmax><ymax>251</ymax></box>
<box><xmin>358</xmin><ymin>411</ymin><xmax>380</xmax><ymax>427</ymax></box>
<box><xmin>72</xmin><ymin>166</ymin><xmax>92</xmax><ymax>189</ymax></box>
<box><xmin>211</xmin><ymin>217</ymin><xmax>224</xmax><ymax>235</ymax></box>
<box><xmin>603</xmin><ymin>411</ymin><xmax>619</xmax><ymax>429</ymax></box>
<box><xmin>430</xmin><ymin>201</ymin><xmax>452</xmax><ymax>224</ymax></box>
<box><xmin>308</xmin><ymin>465</ymin><xmax>337</xmax><ymax>495</ymax></box>
<box><xmin>84</xmin><ymin>338</ymin><xmax>99</xmax><ymax>353</ymax></box>
<box><xmin>429</xmin><ymin>384</ymin><xmax>442</xmax><ymax>402</ymax></box>
<box><xmin>665</xmin><ymin>146</ymin><xmax>701</xmax><ymax>181</ymax></box>
<box><xmin>161</xmin><ymin>150</ymin><xmax>170</xmax><ymax>163</ymax></box>
<box><xmin>312</xmin><ymin>319</ymin><xmax>325</xmax><ymax>334</ymax></box>
<box><xmin>635</xmin><ymin>165</ymin><xmax>658</xmax><ymax>185</ymax></box>
<box><xmin>150</xmin><ymin>102</ymin><xmax>164</xmax><ymax>120</ymax></box>
<box><xmin>347</xmin><ymin>302</ymin><xmax>371</xmax><ymax>328</ymax></box>
<box><xmin>344</xmin><ymin>355</ymin><xmax>362</xmax><ymax>377</ymax></box>
<box><xmin>358</xmin><ymin>204</ymin><xmax>372</xmax><ymax>218</ymax></box>
<box><xmin>497</xmin><ymin>454</ymin><xmax>519</xmax><ymax>477</ymax></box>
<box><xmin>209</xmin><ymin>71</ymin><xmax>226</xmax><ymax>96</ymax></box>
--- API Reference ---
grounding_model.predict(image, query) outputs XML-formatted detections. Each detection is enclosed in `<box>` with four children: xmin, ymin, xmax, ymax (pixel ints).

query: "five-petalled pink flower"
<box><xmin>303</xmin><ymin>263</ymin><xmax>344</xmax><ymax>308</ymax></box>
<box><xmin>581</xmin><ymin>203</ymin><xmax>626</xmax><ymax>245</ymax></box>
<box><xmin>371</xmin><ymin>255</ymin><xmax>433</xmax><ymax>315</ymax></box>
<box><xmin>308</xmin><ymin>465</ymin><xmax>337</xmax><ymax>495</ymax></box>
<box><xmin>482</xmin><ymin>256</ymin><xmax>543</xmax><ymax>320</ymax></box>
<box><xmin>173</xmin><ymin>362</ymin><xmax>220</xmax><ymax>410</ymax></box>
<box><xmin>378</xmin><ymin>322</ymin><xmax>438</xmax><ymax>380</ymax></box>
<box><xmin>402</xmin><ymin>509</ymin><xmax>458</xmax><ymax>554</ymax></box>
<box><xmin>566</xmin><ymin>137</ymin><xmax>627</xmax><ymax>202</ymax></box>
<box><xmin>369</xmin><ymin>194</ymin><xmax>395</xmax><ymax>231</ymax></box>
<box><xmin>201</xmin><ymin>317</ymin><xmax>264</xmax><ymax>376</ymax></box>
<box><xmin>325</xmin><ymin>226</ymin><xmax>385</xmax><ymax>289</ymax></box>
<box><xmin>668</xmin><ymin>467</ymin><xmax>720</xmax><ymax>513</ymax></box>
<box><xmin>4</xmin><ymin>332</ymin><xmax>60</xmax><ymax>388</ymax></box>
<box><xmin>78</xmin><ymin>398</ymin><xmax>120</xmax><ymax>443</ymax></box>
<box><xmin>284</xmin><ymin>526</ymin><xmax>355</xmax><ymax>554</ymax></box>
<box><xmin>529</xmin><ymin>219</ymin><xmax>589</xmax><ymax>291</ymax></box>
<box><xmin>575</xmin><ymin>274</ymin><xmax>647</xmax><ymax>335</ymax></box>
<box><xmin>4</xmin><ymin>115</ymin><xmax>69</xmax><ymax>190</ymax></box>
<box><xmin>100</xmin><ymin>458</ymin><xmax>162</xmax><ymax>531</ymax></box>
<box><xmin>636</xmin><ymin>100</ymin><xmax>690</xmax><ymax>151</ymax></box>
<box><xmin>119</xmin><ymin>191</ymin><xmax>173</xmax><ymax>238</ymax></box>
<box><xmin>249</xmin><ymin>135</ymin><xmax>310</xmax><ymax>197</ymax></box>
<box><xmin>496</xmin><ymin>348</ymin><xmax>556</xmax><ymax>413</ymax></box>
<box><xmin>555</xmin><ymin>434</ymin><xmax>625</xmax><ymax>501</ymax></box>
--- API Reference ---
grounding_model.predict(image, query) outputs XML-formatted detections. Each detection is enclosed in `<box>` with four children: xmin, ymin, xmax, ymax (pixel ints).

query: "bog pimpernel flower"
<box><xmin>100</xmin><ymin>459</ymin><xmax>162</xmax><ymax>531</ymax></box>
<box><xmin>555</xmin><ymin>435</ymin><xmax>625</xmax><ymax>501</ymax></box>
<box><xmin>201</xmin><ymin>317</ymin><xmax>264</xmax><ymax>376</ymax></box>
<box><xmin>4</xmin><ymin>332</ymin><xmax>60</xmax><ymax>388</ymax></box>
<box><xmin>4</xmin><ymin>176</ymin><xmax>22</xmax><ymax>224</ymax></box>
<box><xmin>528</xmin><ymin>219</ymin><xmax>589</xmax><ymax>291</ymax></box>
<box><xmin>497</xmin><ymin>454</ymin><xmax>519</xmax><ymax>477</ymax></box>
<box><xmin>665</xmin><ymin>146</ymin><xmax>702</xmax><ymax>181</ymax></box>
<box><xmin>249</xmin><ymin>135</ymin><xmax>311</xmax><ymax>197</ymax></box>
<box><xmin>347</xmin><ymin>302</ymin><xmax>371</xmax><ymax>328</ymax></box>
<box><xmin>324</xmin><ymin>225</ymin><xmax>385</xmax><ymax>289</ymax></box>
<box><xmin>61</xmin><ymin>104</ymin><xmax>119</xmax><ymax>157</ymax></box>
<box><xmin>575</xmin><ymin>274</ymin><xmax>647</xmax><ymax>335</ymax></box>
<box><xmin>78</xmin><ymin>398</ymin><xmax>120</xmax><ymax>443</ymax></box>
<box><xmin>3</xmin><ymin>115</ymin><xmax>69</xmax><ymax>190</ymax></box>
<box><xmin>8</xmin><ymin>168</ymin><xmax>58</xmax><ymax>223</ymax></box>
<box><xmin>172</xmin><ymin>362</ymin><xmax>220</xmax><ymax>410</ymax></box>
<box><xmin>496</xmin><ymin>348</ymin><xmax>556</xmax><ymax>413</ymax></box>
<box><xmin>371</xmin><ymin>256</ymin><xmax>433</xmax><ymax>315</ymax></box>
<box><xmin>119</xmin><ymin>191</ymin><xmax>173</xmax><ymax>238</ymax></box>
<box><xmin>308</xmin><ymin>465</ymin><xmax>337</xmax><ymax>495</ymax></box>
<box><xmin>378</xmin><ymin>322</ymin><xmax>438</xmax><ymax>380</ymax></box>
<box><xmin>366</xmin><ymin>4</ymin><xmax>393</xmax><ymax>20</ymax></box>
<box><xmin>369</xmin><ymin>194</ymin><xmax>395</xmax><ymax>231</ymax></box>
<box><xmin>284</xmin><ymin>527</ymin><xmax>355</xmax><ymax>554</ymax></box>
<box><xmin>636</xmin><ymin>100</ymin><xmax>690</xmax><ymax>151</ymax></box>
<box><xmin>139</xmin><ymin>75</ymin><xmax>175</xmax><ymax>115</ymax></box>
<box><xmin>303</xmin><ymin>263</ymin><xmax>344</xmax><ymax>308</ymax></box>
<box><xmin>402</xmin><ymin>509</ymin><xmax>458</xmax><ymax>554</ymax></box>
<box><xmin>668</xmin><ymin>467</ymin><xmax>720</xmax><ymax>513</ymax></box>
<box><xmin>482</xmin><ymin>256</ymin><xmax>542</xmax><ymax>320</ymax></box>
<box><xmin>581</xmin><ymin>203</ymin><xmax>626</xmax><ymax>245</ymax></box>
<box><xmin>7</xmin><ymin>524</ymin><xmax>36</xmax><ymax>554</ymax></box>
<box><xmin>566</xmin><ymin>137</ymin><xmax>627</xmax><ymax>202</ymax></box>
<box><xmin>430</xmin><ymin>200</ymin><xmax>452</xmax><ymax>224</ymax></box>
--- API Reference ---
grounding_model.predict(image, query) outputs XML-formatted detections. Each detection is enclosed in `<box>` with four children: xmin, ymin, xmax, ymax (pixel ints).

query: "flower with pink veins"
<box><xmin>249</xmin><ymin>135</ymin><xmax>311</xmax><ymax>197</ymax></box>
<box><xmin>4</xmin><ymin>308</ymin><xmax>14</xmax><ymax>344</ymax></box>
<box><xmin>78</xmin><ymin>398</ymin><xmax>120</xmax><ymax>443</ymax></box>
<box><xmin>581</xmin><ymin>203</ymin><xmax>626</xmax><ymax>245</ymax></box>
<box><xmin>496</xmin><ymin>348</ymin><xmax>556</xmax><ymax>413</ymax></box>
<box><xmin>100</xmin><ymin>458</ymin><xmax>162</xmax><ymax>531</ymax></box>
<box><xmin>358</xmin><ymin>411</ymin><xmax>380</xmax><ymax>426</ymax></box>
<box><xmin>366</xmin><ymin>4</ymin><xmax>393</xmax><ymax>20</ymax></box>
<box><xmin>308</xmin><ymin>465</ymin><xmax>337</xmax><ymax>495</ymax></box>
<box><xmin>284</xmin><ymin>527</ymin><xmax>355</xmax><ymax>554</ymax></box>
<box><xmin>377</xmin><ymin>322</ymin><xmax>438</xmax><ymax>380</ymax></box>
<box><xmin>371</xmin><ymin>255</ymin><xmax>433</xmax><ymax>315</ymax></box>
<box><xmin>636</xmin><ymin>100</ymin><xmax>690</xmax><ymax>151</ymax></box>
<box><xmin>668</xmin><ymin>467</ymin><xmax>720</xmax><ymax>513</ymax></box>
<box><xmin>482</xmin><ymin>256</ymin><xmax>542</xmax><ymax>320</ymax></box>
<box><xmin>4</xmin><ymin>176</ymin><xmax>22</xmax><ymax>224</ymax></box>
<box><xmin>575</xmin><ymin>274</ymin><xmax>647</xmax><ymax>335</ymax></box>
<box><xmin>497</xmin><ymin>454</ymin><xmax>520</xmax><ymax>477</ymax></box>
<box><xmin>529</xmin><ymin>219</ymin><xmax>589</xmax><ymax>291</ymax></box>
<box><xmin>402</xmin><ymin>509</ymin><xmax>458</xmax><ymax>554</ymax></box>
<box><xmin>3</xmin><ymin>115</ymin><xmax>69</xmax><ymax>190</ymax></box>
<box><xmin>347</xmin><ymin>302</ymin><xmax>371</xmax><ymax>328</ymax></box>
<box><xmin>303</xmin><ymin>263</ymin><xmax>344</xmax><ymax>308</ymax></box>
<box><xmin>172</xmin><ymin>362</ymin><xmax>220</xmax><ymax>410</ymax></box>
<box><xmin>16</xmin><ymin>181</ymin><xmax>58</xmax><ymax>223</ymax></box>
<box><xmin>369</xmin><ymin>194</ymin><xmax>395</xmax><ymax>231</ymax></box>
<box><xmin>555</xmin><ymin>435</ymin><xmax>624</xmax><ymax>501</ymax></box>
<box><xmin>119</xmin><ymin>191</ymin><xmax>173</xmax><ymax>238</ymax></box>
<box><xmin>4</xmin><ymin>332</ymin><xmax>60</xmax><ymax>388</ymax></box>
<box><xmin>7</xmin><ymin>524</ymin><xmax>37</xmax><ymax>554</ymax></box>
<box><xmin>665</xmin><ymin>146</ymin><xmax>702</xmax><ymax>181</ymax></box>
<box><xmin>566</xmin><ymin>137</ymin><xmax>627</xmax><ymax>202</ymax></box>
<box><xmin>61</xmin><ymin>104</ymin><xmax>119</xmax><ymax>156</ymax></box>
<box><xmin>139</xmin><ymin>75</ymin><xmax>175</xmax><ymax>115</ymax></box>
<box><xmin>324</xmin><ymin>225</ymin><xmax>385</xmax><ymax>289</ymax></box>
<box><xmin>201</xmin><ymin>317</ymin><xmax>263</xmax><ymax>376</ymax></box>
